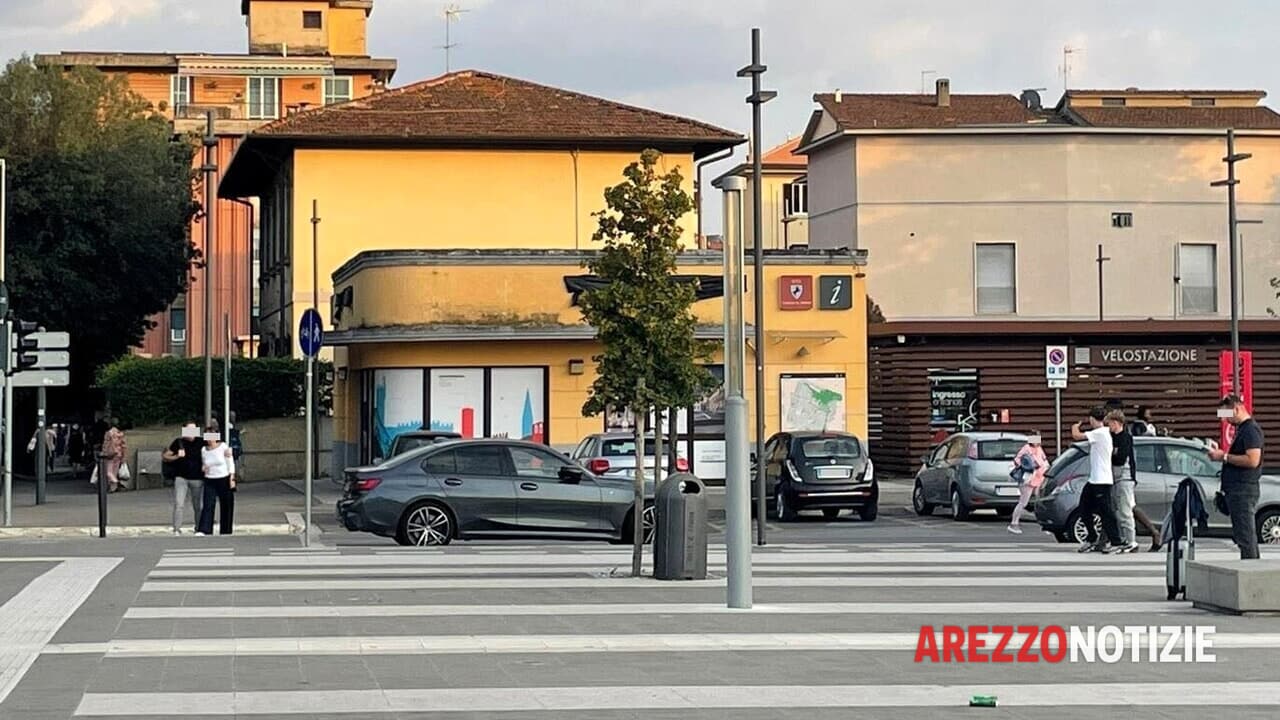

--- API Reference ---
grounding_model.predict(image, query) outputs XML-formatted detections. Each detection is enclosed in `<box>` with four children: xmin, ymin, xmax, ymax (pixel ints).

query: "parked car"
<box><xmin>753</xmin><ymin>431</ymin><xmax>876</xmax><ymax>521</ymax></box>
<box><xmin>379</xmin><ymin>430</ymin><xmax>463</xmax><ymax>462</ymax></box>
<box><xmin>1032</xmin><ymin>436</ymin><xmax>1280</xmax><ymax>545</ymax></box>
<box><xmin>338</xmin><ymin>439</ymin><xmax>655</xmax><ymax>546</ymax></box>
<box><xmin>570</xmin><ymin>433</ymin><xmax>689</xmax><ymax>482</ymax></box>
<box><xmin>912</xmin><ymin>432</ymin><xmax>1029</xmax><ymax>520</ymax></box>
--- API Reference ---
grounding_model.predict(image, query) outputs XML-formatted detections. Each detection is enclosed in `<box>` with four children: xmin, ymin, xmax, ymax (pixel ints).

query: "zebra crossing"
<box><xmin>52</xmin><ymin>542</ymin><xmax>1280</xmax><ymax>717</ymax></box>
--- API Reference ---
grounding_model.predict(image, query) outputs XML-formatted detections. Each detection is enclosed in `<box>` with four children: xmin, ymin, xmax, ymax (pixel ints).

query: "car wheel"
<box><xmin>395</xmin><ymin>501</ymin><xmax>454</xmax><ymax>547</ymax></box>
<box><xmin>859</xmin><ymin>502</ymin><xmax>878</xmax><ymax>522</ymax></box>
<box><xmin>1257</xmin><ymin>508</ymin><xmax>1280</xmax><ymax>545</ymax></box>
<box><xmin>1068</xmin><ymin>510</ymin><xmax>1104</xmax><ymax>544</ymax></box>
<box><xmin>775</xmin><ymin>486</ymin><xmax>797</xmax><ymax>522</ymax></box>
<box><xmin>617</xmin><ymin>504</ymin><xmax>656</xmax><ymax>545</ymax></box>
<box><xmin>912</xmin><ymin>481</ymin><xmax>934</xmax><ymax>516</ymax></box>
<box><xmin>822</xmin><ymin>508</ymin><xmax>841</xmax><ymax>520</ymax></box>
<box><xmin>950</xmin><ymin>488</ymin><xmax>971</xmax><ymax>521</ymax></box>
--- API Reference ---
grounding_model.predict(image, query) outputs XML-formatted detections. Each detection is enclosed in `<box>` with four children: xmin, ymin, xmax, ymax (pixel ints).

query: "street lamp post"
<box><xmin>202</xmin><ymin>112</ymin><xmax>218</xmax><ymax>428</ymax></box>
<box><xmin>1211</xmin><ymin>128</ymin><xmax>1253</xmax><ymax>396</ymax></box>
<box><xmin>721</xmin><ymin>176</ymin><xmax>751</xmax><ymax>609</ymax></box>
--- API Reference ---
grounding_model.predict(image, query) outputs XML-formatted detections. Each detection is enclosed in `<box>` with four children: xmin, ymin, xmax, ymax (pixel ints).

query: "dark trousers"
<box><xmin>1226</xmin><ymin>485</ymin><xmax>1260</xmax><ymax>560</ymax></box>
<box><xmin>198</xmin><ymin>476</ymin><xmax>235</xmax><ymax>535</ymax></box>
<box><xmin>1080</xmin><ymin>482</ymin><xmax>1122</xmax><ymax>546</ymax></box>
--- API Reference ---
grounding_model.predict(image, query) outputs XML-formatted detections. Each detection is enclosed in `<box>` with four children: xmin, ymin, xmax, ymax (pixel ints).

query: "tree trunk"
<box><xmin>631</xmin><ymin>409</ymin><xmax>646</xmax><ymax>577</ymax></box>
<box><xmin>654</xmin><ymin>410</ymin><xmax>665</xmax><ymax>486</ymax></box>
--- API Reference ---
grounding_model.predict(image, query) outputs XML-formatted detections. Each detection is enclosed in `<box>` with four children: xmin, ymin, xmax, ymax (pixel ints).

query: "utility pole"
<box><xmin>720</xmin><ymin>175</ymin><xmax>751</xmax><ymax>609</ymax></box>
<box><xmin>1211</xmin><ymin>128</ymin><xmax>1253</xmax><ymax>397</ymax></box>
<box><xmin>202</xmin><ymin>112</ymin><xmax>217</xmax><ymax>428</ymax></box>
<box><xmin>1096</xmin><ymin>244</ymin><xmax>1110</xmax><ymax>322</ymax></box>
<box><xmin>1</xmin><ymin>156</ymin><xmax>9</xmax><ymax>526</ymax></box>
<box><xmin>441</xmin><ymin>3</ymin><xmax>470</xmax><ymax>73</ymax></box>
<box><xmin>311</xmin><ymin>200</ymin><xmax>321</xmax><ymax>485</ymax></box>
<box><xmin>738</xmin><ymin>28</ymin><xmax>775</xmax><ymax>546</ymax></box>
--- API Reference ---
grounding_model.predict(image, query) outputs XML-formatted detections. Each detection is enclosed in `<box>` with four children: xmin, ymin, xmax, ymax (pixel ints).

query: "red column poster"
<box><xmin>1219</xmin><ymin>350</ymin><xmax>1254</xmax><ymax>449</ymax></box>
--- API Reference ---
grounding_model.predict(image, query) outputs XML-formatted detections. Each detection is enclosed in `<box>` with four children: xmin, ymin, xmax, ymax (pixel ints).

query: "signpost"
<box><xmin>1046</xmin><ymin>345</ymin><xmax>1069</xmax><ymax>455</ymax></box>
<box><xmin>299</xmin><ymin>308</ymin><xmax>323</xmax><ymax>547</ymax></box>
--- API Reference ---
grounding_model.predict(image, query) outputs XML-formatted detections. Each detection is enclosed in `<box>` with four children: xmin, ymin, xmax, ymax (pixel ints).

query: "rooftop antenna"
<box><xmin>920</xmin><ymin>69</ymin><xmax>937</xmax><ymax>94</ymax></box>
<box><xmin>1059</xmin><ymin>45</ymin><xmax>1083</xmax><ymax>92</ymax></box>
<box><xmin>440</xmin><ymin>3</ymin><xmax>470</xmax><ymax>73</ymax></box>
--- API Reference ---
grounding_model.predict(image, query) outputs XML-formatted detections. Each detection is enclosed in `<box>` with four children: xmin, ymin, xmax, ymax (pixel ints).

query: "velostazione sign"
<box><xmin>1078</xmin><ymin>346</ymin><xmax>1201</xmax><ymax>366</ymax></box>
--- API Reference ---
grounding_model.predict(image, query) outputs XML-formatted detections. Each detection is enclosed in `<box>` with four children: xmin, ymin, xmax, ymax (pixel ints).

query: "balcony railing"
<box><xmin>174</xmin><ymin>104</ymin><xmax>241</xmax><ymax>120</ymax></box>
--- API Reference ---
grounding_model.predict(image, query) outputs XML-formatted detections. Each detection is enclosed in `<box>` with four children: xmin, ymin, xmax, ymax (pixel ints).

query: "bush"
<box><xmin>98</xmin><ymin>356</ymin><xmax>333</xmax><ymax>427</ymax></box>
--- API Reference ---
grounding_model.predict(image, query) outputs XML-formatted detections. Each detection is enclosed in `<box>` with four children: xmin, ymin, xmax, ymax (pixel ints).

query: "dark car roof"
<box><xmin>787</xmin><ymin>431</ymin><xmax>863</xmax><ymax>440</ymax></box>
<box><xmin>402</xmin><ymin>430</ymin><xmax>462</xmax><ymax>439</ymax></box>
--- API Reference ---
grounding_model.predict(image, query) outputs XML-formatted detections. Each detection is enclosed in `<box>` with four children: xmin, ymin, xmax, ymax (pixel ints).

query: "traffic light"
<box><xmin>11</xmin><ymin>320</ymin><xmax>39</xmax><ymax>373</ymax></box>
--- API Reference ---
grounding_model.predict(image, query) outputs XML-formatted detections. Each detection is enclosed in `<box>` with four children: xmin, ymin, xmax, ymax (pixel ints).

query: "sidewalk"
<box><xmin>0</xmin><ymin>474</ymin><xmax>312</xmax><ymax>538</ymax></box>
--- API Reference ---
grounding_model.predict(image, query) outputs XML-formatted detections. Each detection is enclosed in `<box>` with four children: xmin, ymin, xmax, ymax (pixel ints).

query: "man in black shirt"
<box><xmin>1209</xmin><ymin>395</ymin><xmax>1265</xmax><ymax>559</ymax></box>
<box><xmin>163</xmin><ymin>423</ymin><xmax>206</xmax><ymax>535</ymax></box>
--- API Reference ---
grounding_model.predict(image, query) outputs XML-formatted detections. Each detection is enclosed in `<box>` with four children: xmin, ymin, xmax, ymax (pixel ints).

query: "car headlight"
<box><xmin>864</xmin><ymin>459</ymin><xmax>874</xmax><ymax>482</ymax></box>
<box><xmin>786</xmin><ymin>460</ymin><xmax>802</xmax><ymax>482</ymax></box>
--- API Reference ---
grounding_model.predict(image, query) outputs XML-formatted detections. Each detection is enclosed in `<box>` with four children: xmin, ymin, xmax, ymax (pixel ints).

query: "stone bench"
<box><xmin>131</xmin><ymin>450</ymin><xmax>166</xmax><ymax>490</ymax></box>
<box><xmin>1187</xmin><ymin>559</ymin><xmax>1280</xmax><ymax>615</ymax></box>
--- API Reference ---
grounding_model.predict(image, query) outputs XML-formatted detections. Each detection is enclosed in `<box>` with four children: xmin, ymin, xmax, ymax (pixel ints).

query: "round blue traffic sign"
<box><xmin>299</xmin><ymin>309</ymin><xmax>324</xmax><ymax>357</ymax></box>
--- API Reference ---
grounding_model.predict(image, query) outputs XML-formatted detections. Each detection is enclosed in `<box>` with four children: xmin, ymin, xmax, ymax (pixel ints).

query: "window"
<box><xmin>1191</xmin><ymin>97</ymin><xmax>1216</xmax><ymax>107</ymax></box>
<box><xmin>452</xmin><ymin>446</ymin><xmax>506</xmax><ymax>476</ymax></box>
<box><xmin>507</xmin><ymin>447</ymin><xmax>568</xmax><ymax>480</ymax></box>
<box><xmin>1134</xmin><ymin>443</ymin><xmax>1159</xmax><ymax>473</ymax></box>
<box><xmin>783</xmin><ymin>181</ymin><xmax>808</xmax><ymax>218</ymax></box>
<box><xmin>1111</xmin><ymin>212</ymin><xmax>1133</xmax><ymax>228</ymax></box>
<box><xmin>1179</xmin><ymin>244</ymin><xmax>1217</xmax><ymax>315</ymax></box>
<box><xmin>976</xmin><ymin>439</ymin><xmax>1024</xmax><ymax>461</ymax></box>
<box><xmin>169</xmin><ymin>307</ymin><xmax>186</xmax><ymax>344</ymax></box>
<box><xmin>1101</xmin><ymin>97</ymin><xmax>1127</xmax><ymax>107</ymax></box>
<box><xmin>797</xmin><ymin>437</ymin><xmax>862</xmax><ymax>460</ymax></box>
<box><xmin>945</xmin><ymin>439</ymin><xmax>969</xmax><ymax>461</ymax></box>
<box><xmin>324</xmin><ymin>77</ymin><xmax>352</xmax><ymax>105</ymax></box>
<box><xmin>422</xmin><ymin>451</ymin><xmax>456</xmax><ymax>476</ymax></box>
<box><xmin>1163</xmin><ymin>445</ymin><xmax>1217</xmax><ymax>478</ymax></box>
<box><xmin>975</xmin><ymin>243</ymin><xmax>1017</xmax><ymax>314</ymax></box>
<box><xmin>302</xmin><ymin>10</ymin><xmax>322</xmax><ymax>29</ymax></box>
<box><xmin>170</xmin><ymin>75</ymin><xmax>192</xmax><ymax>116</ymax></box>
<box><xmin>247</xmin><ymin>77</ymin><xmax>279</xmax><ymax>119</ymax></box>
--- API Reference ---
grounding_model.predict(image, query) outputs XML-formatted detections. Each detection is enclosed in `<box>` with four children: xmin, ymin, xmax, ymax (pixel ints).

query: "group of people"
<box><xmin>162</xmin><ymin>422</ymin><xmax>238</xmax><ymax>535</ymax></box>
<box><xmin>1064</xmin><ymin>396</ymin><xmax>1265</xmax><ymax>559</ymax></box>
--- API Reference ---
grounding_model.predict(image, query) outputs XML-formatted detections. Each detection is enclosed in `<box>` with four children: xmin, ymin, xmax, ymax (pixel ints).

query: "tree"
<box><xmin>867</xmin><ymin>295</ymin><xmax>886</xmax><ymax>324</ymax></box>
<box><xmin>579</xmin><ymin>149</ymin><xmax>717</xmax><ymax>576</ymax></box>
<box><xmin>0</xmin><ymin>57</ymin><xmax>198</xmax><ymax>394</ymax></box>
<box><xmin>1268</xmin><ymin>277</ymin><xmax>1278</xmax><ymax>318</ymax></box>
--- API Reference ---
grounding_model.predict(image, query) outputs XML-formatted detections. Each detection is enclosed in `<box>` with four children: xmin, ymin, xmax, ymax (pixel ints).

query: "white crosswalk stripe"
<box><xmin>66</xmin><ymin>542</ymin><xmax>1280</xmax><ymax>716</ymax></box>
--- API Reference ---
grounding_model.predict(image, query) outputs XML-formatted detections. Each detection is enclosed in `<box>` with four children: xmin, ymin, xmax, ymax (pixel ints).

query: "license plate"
<box><xmin>995</xmin><ymin>485</ymin><xmax>1021</xmax><ymax>497</ymax></box>
<box><xmin>816</xmin><ymin>467</ymin><xmax>851</xmax><ymax>479</ymax></box>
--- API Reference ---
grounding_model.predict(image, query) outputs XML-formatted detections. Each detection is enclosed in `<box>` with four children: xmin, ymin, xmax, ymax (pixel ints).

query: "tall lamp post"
<box><xmin>738</xmin><ymin>28</ymin><xmax>775</xmax><ymax>546</ymax></box>
<box><xmin>202</xmin><ymin>112</ymin><xmax>218</xmax><ymax>428</ymax></box>
<box><xmin>1211</xmin><ymin>128</ymin><xmax>1259</xmax><ymax>396</ymax></box>
<box><xmin>720</xmin><ymin>176</ymin><xmax>751</xmax><ymax>609</ymax></box>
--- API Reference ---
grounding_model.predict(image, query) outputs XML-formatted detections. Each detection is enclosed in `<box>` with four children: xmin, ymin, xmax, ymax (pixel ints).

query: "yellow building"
<box><xmin>713</xmin><ymin>138</ymin><xmax>810</xmax><ymax>250</ymax></box>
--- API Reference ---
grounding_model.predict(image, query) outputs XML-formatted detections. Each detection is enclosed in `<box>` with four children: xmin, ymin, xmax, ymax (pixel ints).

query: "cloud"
<box><xmin>68</xmin><ymin>0</ymin><xmax>162</xmax><ymax>32</ymax></box>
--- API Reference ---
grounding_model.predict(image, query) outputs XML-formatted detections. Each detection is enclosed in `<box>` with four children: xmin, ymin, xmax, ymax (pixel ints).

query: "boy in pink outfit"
<box><xmin>1008</xmin><ymin>431</ymin><xmax>1048</xmax><ymax>534</ymax></box>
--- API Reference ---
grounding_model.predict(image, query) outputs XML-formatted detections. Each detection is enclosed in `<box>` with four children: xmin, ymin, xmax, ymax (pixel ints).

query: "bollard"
<box><xmin>97</xmin><ymin>453</ymin><xmax>108</xmax><ymax>538</ymax></box>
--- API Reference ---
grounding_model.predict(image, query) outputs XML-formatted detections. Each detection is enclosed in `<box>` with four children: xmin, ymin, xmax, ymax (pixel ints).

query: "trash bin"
<box><xmin>653</xmin><ymin>472</ymin><xmax>708</xmax><ymax>580</ymax></box>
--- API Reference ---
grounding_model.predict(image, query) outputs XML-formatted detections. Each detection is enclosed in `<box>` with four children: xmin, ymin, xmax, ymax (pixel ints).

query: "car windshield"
<box><xmin>976</xmin><ymin>439</ymin><xmax>1024</xmax><ymax>461</ymax></box>
<box><xmin>601</xmin><ymin>439</ymin><xmax>658</xmax><ymax>457</ymax></box>
<box><xmin>1046</xmin><ymin>447</ymin><xmax>1086</xmax><ymax>477</ymax></box>
<box><xmin>797</xmin><ymin>437</ymin><xmax>862</xmax><ymax>460</ymax></box>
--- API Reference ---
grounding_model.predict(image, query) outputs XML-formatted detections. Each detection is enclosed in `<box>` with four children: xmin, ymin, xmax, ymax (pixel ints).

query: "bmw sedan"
<box><xmin>337</xmin><ymin>439</ymin><xmax>656</xmax><ymax>546</ymax></box>
<box><xmin>912</xmin><ymin>432</ymin><xmax>1029</xmax><ymax>520</ymax></box>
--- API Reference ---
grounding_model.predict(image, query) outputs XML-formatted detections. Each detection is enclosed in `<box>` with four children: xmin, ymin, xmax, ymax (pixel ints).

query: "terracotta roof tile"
<box><xmin>1069</xmin><ymin>106</ymin><xmax>1280</xmax><ymax>129</ymax></box>
<box><xmin>814</xmin><ymin>93</ymin><xmax>1040</xmax><ymax>130</ymax></box>
<box><xmin>251</xmin><ymin>70</ymin><xmax>742</xmax><ymax>149</ymax></box>
<box><xmin>761</xmin><ymin>137</ymin><xmax>805</xmax><ymax>166</ymax></box>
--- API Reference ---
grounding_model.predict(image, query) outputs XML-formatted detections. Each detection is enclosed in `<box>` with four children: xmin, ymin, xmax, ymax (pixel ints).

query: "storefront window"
<box><xmin>372</xmin><ymin>369</ymin><xmax>424</xmax><ymax>459</ymax></box>
<box><xmin>490</xmin><ymin>368</ymin><xmax>546</xmax><ymax>443</ymax></box>
<box><xmin>429</xmin><ymin>369</ymin><xmax>485</xmax><ymax>438</ymax></box>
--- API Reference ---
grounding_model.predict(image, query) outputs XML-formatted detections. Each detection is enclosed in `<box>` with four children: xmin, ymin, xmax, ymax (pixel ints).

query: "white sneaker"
<box><xmin>1006</xmin><ymin>524</ymin><xmax>1022</xmax><ymax>534</ymax></box>
<box><xmin>194</xmin><ymin>531</ymin><xmax>206</xmax><ymax>536</ymax></box>
<box><xmin>1123</xmin><ymin>542</ymin><xmax>1141</xmax><ymax>553</ymax></box>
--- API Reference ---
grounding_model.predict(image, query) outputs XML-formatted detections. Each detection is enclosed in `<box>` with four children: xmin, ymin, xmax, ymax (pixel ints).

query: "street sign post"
<box><xmin>10</xmin><ymin>370</ymin><xmax>70</xmax><ymax>388</ymax></box>
<box><xmin>299</xmin><ymin>309</ymin><xmax>323</xmax><ymax>547</ymax></box>
<box><xmin>1046</xmin><ymin>345</ymin><xmax>1069</xmax><ymax>455</ymax></box>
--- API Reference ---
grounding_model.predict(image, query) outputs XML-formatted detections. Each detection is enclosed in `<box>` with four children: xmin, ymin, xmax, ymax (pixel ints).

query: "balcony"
<box><xmin>172</xmin><ymin>103</ymin><xmax>275</xmax><ymax>136</ymax></box>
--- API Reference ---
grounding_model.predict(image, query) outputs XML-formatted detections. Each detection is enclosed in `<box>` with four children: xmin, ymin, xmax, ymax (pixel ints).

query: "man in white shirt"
<box><xmin>1071</xmin><ymin>406</ymin><xmax>1124</xmax><ymax>553</ymax></box>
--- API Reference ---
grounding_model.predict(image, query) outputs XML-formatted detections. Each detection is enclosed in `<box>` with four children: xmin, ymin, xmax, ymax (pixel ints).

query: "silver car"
<box><xmin>1033</xmin><ymin>436</ymin><xmax>1280</xmax><ymax>545</ymax></box>
<box><xmin>570</xmin><ymin>433</ymin><xmax>689</xmax><ymax>482</ymax></box>
<box><xmin>912</xmin><ymin>432</ymin><xmax>1030</xmax><ymax>520</ymax></box>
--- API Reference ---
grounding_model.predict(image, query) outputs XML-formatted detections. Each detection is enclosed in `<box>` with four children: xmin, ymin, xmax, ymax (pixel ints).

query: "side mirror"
<box><xmin>559</xmin><ymin>466</ymin><xmax>585</xmax><ymax>484</ymax></box>
<box><xmin>920</xmin><ymin>454</ymin><xmax>931</xmax><ymax>465</ymax></box>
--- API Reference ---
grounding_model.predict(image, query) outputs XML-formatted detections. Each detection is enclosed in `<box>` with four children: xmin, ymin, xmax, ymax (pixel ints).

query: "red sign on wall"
<box><xmin>1219</xmin><ymin>350</ymin><xmax>1253</xmax><ymax>449</ymax></box>
<box><xmin>778</xmin><ymin>275</ymin><xmax>813</xmax><ymax>310</ymax></box>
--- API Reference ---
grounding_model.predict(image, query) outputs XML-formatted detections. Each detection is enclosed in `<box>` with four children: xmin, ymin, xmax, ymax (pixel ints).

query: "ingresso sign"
<box><xmin>1083</xmin><ymin>346</ymin><xmax>1201</xmax><ymax>365</ymax></box>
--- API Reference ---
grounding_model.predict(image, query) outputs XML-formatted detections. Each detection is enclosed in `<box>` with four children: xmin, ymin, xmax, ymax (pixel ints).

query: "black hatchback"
<box><xmin>754</xmin><ymin>431</ymin><xmax>876</xmax><ymax>521</ymax></box>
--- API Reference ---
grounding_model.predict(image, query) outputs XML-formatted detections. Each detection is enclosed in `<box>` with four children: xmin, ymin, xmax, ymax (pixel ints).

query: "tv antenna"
<box><xmin>1059</xmin><ymin>45</ymin><xmax>1083</xmax><ymax>92</ymax></box>
<box><xmin>440</xmin><ymin>3</ymin><xmax>470</xmax><ymax>73</ymax></box>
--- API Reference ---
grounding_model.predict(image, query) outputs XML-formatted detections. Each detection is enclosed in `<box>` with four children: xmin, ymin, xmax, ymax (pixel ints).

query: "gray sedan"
<box><xmin>337</xmin><ymin>439</ymin><xmax>655</xmax><ymax>546</ymax></box>
<box><xmin>1033</xmin><ymin>436</ymin><xmax>1280</xmax><ymax>545</ymax></box>
<box><xmin>912</xmin><ymin>432</ymin><xmax>1030</xmax><ymax>520</ymax></box>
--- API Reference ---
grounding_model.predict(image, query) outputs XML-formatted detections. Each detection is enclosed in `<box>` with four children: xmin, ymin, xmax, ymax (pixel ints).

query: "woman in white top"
<box><xmin>197</xmin><ymin>428</ymin><xmax>236</xmax><ymax>535</ymax></box>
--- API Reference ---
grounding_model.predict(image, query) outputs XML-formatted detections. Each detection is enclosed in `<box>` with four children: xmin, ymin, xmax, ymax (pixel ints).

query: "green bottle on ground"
<box><xmin>969</xmin><ymin>695</ymin><xmax>998</xmax><ymax>707</ymax></box>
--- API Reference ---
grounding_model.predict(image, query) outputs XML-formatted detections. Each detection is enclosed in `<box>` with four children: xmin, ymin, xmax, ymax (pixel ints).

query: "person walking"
<box><xmin>100</xmin><ymin>419</ymin><xmax>127</xmax><ymax>493</ymax></box>
<box><xmin>163</xmin><ymin>423</ymin><xmax>205</xmax><ymax>535</ymax></box>
<box><xmin>1209</xmin><ymin>395</ymin><xmax>1265</xmax><ymax>560</ymax></box>
<box><xmin>1007</xmin><ymin>430</ymin><xmax>1048</xmax><ymax>535</ymax></box>
<box><xmin>1072</xmin><ymin>406</ymin><xmax>1123</xmax><ymax>553</ymax></box>
<box><xmin>197</xmin><ymin>428</ymin><xmax>236</xmax><ymax>536</ymax></box>
<box><xmin>1108</xmin><ymin>410</ymin><xmax>1142</xmax><ymax>554</ymax></box>
<box><xmin>1133</xmin><ymin>406</ymin><xmax>1157</xmax><ymax>437</ymax></box>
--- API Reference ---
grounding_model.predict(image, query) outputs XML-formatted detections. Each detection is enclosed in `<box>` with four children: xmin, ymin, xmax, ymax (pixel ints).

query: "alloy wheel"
<box><xmin>641</xmin><ymin>505</ymin><xmax>656</xmax><ymax>544</ymax></box>
<box><xmin>1260</xmin><ymin>514</ymin><xmax>1280</xmax><ymax>545</ymax></box>
<box><xmin>1072</xmin><ymin>514</ymin><xmax>1104</xmax><ymax>544</ymax></box>
<box><xmin>913</xmin><ymin>484</ymin><xmax>925</xmax><ymax>512</ymax></box>
<box><xmin>405</xmin><ymin>505</ymin><xmax>452</xmax><ymax>546</ymax></box>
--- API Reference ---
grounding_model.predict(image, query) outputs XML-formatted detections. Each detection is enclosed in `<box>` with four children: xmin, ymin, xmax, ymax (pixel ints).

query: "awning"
<box><xmin>766</xmin><ymin>329</ymin><xmax>845</xmax><ymax>344</ymax></box>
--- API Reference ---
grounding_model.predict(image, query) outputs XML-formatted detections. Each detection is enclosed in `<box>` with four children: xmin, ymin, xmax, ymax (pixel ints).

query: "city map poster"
<box><xmin>779</xmin><ymin>374</ymin><xmax>846</xmax><ymax>432</ymax></box>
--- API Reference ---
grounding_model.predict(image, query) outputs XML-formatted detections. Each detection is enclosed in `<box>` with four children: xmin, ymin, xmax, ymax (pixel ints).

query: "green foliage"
<box><xmin>98</xmin><ymin>356</ymin><xmax>333</xmax><ymax>428</ymax></box>
<box><xmin>867</xmin><ymin>296</ymin><xmax>886</xmax><ymax>324</ymax></box>
<box><xmin>0</xmin><ymin>57</ymin><xmax>198</xmax><ymax>391</ymax></box>
<box><xmin>578</xmin><ymin>149</ymin><xmax>717</xmax><ymax>418</ymax></box>
<box><xmin>1269</xmin><ymin>277</ymin><xmax>1278</xmax><ymax>318</ymax></box>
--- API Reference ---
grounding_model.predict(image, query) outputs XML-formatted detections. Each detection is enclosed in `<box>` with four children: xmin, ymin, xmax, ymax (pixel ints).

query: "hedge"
<box><xmin>98</xmin><ymin>356</ymin><xmax>334</xmax><ymax>427</ymax></box>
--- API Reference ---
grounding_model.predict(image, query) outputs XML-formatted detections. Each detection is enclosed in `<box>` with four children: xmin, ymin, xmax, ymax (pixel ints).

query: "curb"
<box><xmin>0</xmin><ymin>523</ymin><xmax>298</xmax><ymax>539</ymax></box>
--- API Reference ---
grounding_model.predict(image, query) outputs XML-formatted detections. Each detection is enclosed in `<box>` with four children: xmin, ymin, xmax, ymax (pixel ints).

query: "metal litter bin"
<box><xmin>653</xmin><ymin>473</ymin><xmax>708</xmax><ymax>580</ymax></box>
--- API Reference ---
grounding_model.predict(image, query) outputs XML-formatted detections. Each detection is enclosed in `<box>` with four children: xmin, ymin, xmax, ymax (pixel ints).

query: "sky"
<box><xmin>3</xmin><ymin>0</ymin><xmax>1279</xmax><ymax>231</ymax></box>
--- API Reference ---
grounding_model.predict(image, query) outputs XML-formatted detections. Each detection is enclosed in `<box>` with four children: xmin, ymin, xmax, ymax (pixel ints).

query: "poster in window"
<box><xmin>779</xmin><ymin>374</ymin><xmax>846</xmax><ymax>432</ymax></box>
<box><xmin>692</xmin><ymin>364</ymin><xmax>726</xmax><ymax>435</ymax></box>
<box><xmin>929</xmin><ymin>369</ymin><xmax>980</xmax><ymax>431</ymax></box>
<box><xmin>429</xmin><ymin>369</ymin><xmax>484</xmax><ymax>438</ymax></box>
<box><xmin>373</xmin><ymin>369</ymin><xmax>424</xmax><ymax>458</ymax></box>
<box><xmin>490</xmin><ymin>368</ymin><xmax>546</xmax><ymax>443</ymax></box>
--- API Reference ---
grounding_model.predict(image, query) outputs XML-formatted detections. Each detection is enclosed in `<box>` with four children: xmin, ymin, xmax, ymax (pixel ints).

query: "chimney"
<box><xmin>936</xmin><ymin>78</ymin><xmax>950</xmax><ymax>107</ymax></box>
<box><xmin>834</xmin><ymin>88</ymin><xmax>842</xmax><ymax>103</ymax></box>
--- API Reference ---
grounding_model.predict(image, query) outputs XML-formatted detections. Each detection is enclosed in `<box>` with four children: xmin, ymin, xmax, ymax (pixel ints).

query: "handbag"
<box><xmin>1214</xmin><ymin>490</ymin><xmax>1229</xmax><ymax>516</ymax></box>
<box><xmin>1009</xmin><ymin>452</ymin><xmax>1039</xmax><ymax>484</ymax></box>
<box><xmin>118</xmin><ymin>462</ymin><xmax>132</xmax><ymax>482</ymax></box>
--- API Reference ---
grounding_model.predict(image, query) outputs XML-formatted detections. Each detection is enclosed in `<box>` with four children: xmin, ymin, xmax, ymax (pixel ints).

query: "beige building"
<box><xmin>713</xmin><ymin>138</ymin><xmax>809</xmax><ymax>250</ymax></box>
<box><xmin>799</xmin><ymin>82</ymin><xmax>1280</xmax><ymax>322</ymax></box>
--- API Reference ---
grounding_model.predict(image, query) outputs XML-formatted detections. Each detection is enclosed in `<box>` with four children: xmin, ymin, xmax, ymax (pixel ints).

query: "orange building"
<box><xmin>36</xmin><ymin>0</ymin><xmax>396</xmax><ymax>358</ymax></box>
